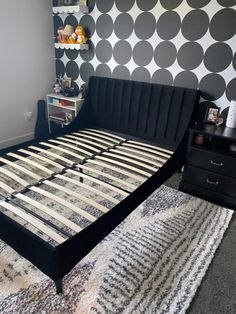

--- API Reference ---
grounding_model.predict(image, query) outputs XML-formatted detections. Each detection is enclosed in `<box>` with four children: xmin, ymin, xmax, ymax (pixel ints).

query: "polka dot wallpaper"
<box><xmin>54</xmin><ymin>0</ymin><xmax>236</xmax><ymax>110</ymax></box>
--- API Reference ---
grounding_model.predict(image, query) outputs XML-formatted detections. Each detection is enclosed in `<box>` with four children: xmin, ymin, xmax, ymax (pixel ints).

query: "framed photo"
<box><xmin>205</xmin><ymin>107</ymin><xmax>220</xmax><ymax>124</ymax></box>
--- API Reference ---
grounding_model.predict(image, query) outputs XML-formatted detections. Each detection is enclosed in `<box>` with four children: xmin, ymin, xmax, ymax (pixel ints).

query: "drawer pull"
<box><xmin>210</xmin><ymin>160</ymin><xmax>224</xmax><ymax>167</ymax></box>
<box><xmin>206</xmin><ymin>178</ymin><xmax>219</xmax><ymax>186</ymax></box>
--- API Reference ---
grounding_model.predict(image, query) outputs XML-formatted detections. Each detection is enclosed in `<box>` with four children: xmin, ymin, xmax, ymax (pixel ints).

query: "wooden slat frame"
<box><xmin>117</xmin><ymin>146</ymin><xmax>167</xmax><ymax>163</ymax></box>
<box><xmin>40</xmin><ymin>142</ymin><xmax>84</xmax><ymax>161</ymax></box>
<box><xmin>86</xmin><ymin>128</ymin><xmax>125</xmax><ymax>141</ymax></box>
<box><xmin>79</xmin><ymin>130</ymin><xmax>120</xmax><ymax>143</ymax></box>
<box><xmin>0</xmin><ymin>157</ymin><xmax>41</xmax><ymax>180</ymax></box>
<box><xmin>30</xmin><ymin>186</ymin><xmax>97</xmax><ymax>222</ymax></box>
<box><xmin>0</xmin><ymin>201</ymin><xmax>65</xmax><ymax>244</ymax></box>
<box><xmin>0</xmin><ymin>180</ymin><xmax>15</xmax><ymax>194</ymax></box>
<box><xmin>15</xmin><ymin>193</ymin><xmax>82</xmax><ymax>233</ymax></box>
<box><xmin>0</xmin><ymin>167</ymin><xmax>29</xmax><ymax>187</ymax></box>
<box><xmin>96</xmin><ymin>156</ymin><xmax>151</xmax><ymax>177</ymax></box>
<box><xmin>67</xmin><ymin>169</ymin><xmax>129</xmax><ymax>197</ymax></box>
<box><xmin>56</xmin><ymin>137</ymin><xmax>101</xmax><ymax>153</ymax></box>
<box><xmin>49</xmin><ymin>139</ymin><xmax>94</xmax><ymax>156</ymax></box>
<box><xmin>129</xmin><ymin>140</ymin><xmax>173</xmax><ymax>154</ymax></box>
<box><xmin>123</xmin><ymin>143</ymin><xmax>171</xmax><ymax>159</ymax></box>
<box><xmin>18</xmin><ymin>149</ymin><xmax>65</xmax><ymax>171</ymax></box>
<box><xmin>103</xmin><ymin>151</ymin><xmax>158</xmax><ymax>172</ymax></box>
<box><xmin>44</xmin><ymin>180</ymin><xmax>109</xmax><ymax>213</ymax></box>
<box><xmin>86</xmin><ymin>159</ymin><xmax>145</xmax><ymax>182</ymax></box>
<box><xmin>56</xmin><ymin>174</ymin><xmax>119</xmax><ymax>204</ymax></box>
<box><xmin>7</xmin><ymin>152</ymin><xmax>54</xmax><ymax>175</ymax></box>
<box><xmin>29</xmin><ymin>146</ymin><xmax>74</xmax><ymax>166</ymax></box>
<box><xmin>75</xmin><ymin>164</ymin><xmax>136</xmax><ymax>189</ymax></box>
<box><xmin>72</xmin><ymin>132</ymin><xmax>113</xmax><ymax>146</ymax></box>
<box><xmin>65</xmin><ymin>135</ymin><xmax>107</xmax><ymax>150</ymax></box>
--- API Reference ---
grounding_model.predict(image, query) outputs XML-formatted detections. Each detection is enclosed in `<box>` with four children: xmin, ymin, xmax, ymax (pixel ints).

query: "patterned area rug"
<box><xmin>0</xmin><ymin>185</ymin><xmax>233</xmax><ymax>314</ymax></box>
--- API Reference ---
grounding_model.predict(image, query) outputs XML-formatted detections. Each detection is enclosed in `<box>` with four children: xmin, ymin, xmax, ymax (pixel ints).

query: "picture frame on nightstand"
<box><xmin>205</xmin><ymin>107</ymin><xmax>220</xmax><ymax>124</ymax></box>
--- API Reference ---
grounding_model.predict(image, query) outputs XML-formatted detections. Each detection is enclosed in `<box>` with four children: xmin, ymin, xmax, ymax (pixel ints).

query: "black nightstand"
<box><xmin>179</xmin><ymin>124</ymin><xmax>236</xmax><ymax>210</ymax></box>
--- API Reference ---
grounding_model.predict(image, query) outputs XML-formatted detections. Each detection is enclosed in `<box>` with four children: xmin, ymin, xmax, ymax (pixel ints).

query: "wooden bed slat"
<box><xmin>0</xmin><ymin>201</ymin><xmax>65</xmax><ymax>244</ymax></box>
<box><xmin>74</xmin><ymin>164</ymin><xmax>136</xmax><ymax>189</ymax></box>
<box><xmin>18</xmin><ymin>149</ymin><xmax>65</xmax><ymax>171</ymax></box>
<box><xmin>128</xmin><ymin>140</ymin><xmax>173</xmax><ymax>154</ymax></box>
<box><xmin>15</xmin><ymin>193</ymin><xmax>82</xmax><ymax>233</ymax></box>
<box><xmin>96</xmin><ymin>156</ymin><xmax>151</xmax><ymax>177</ymax></box>
<box><xmin>56</xmin><ymin>174</ymin><xmax>119</xmax><ymax>204</ymax></box>
<box><xmin>87</xmin><ymin>160</ymin><xmax>145</xmax><ymax>182</ymax></box>
<box><xmin>7</xmin><ymin>152</ymin><xmax>54</xmax><ymax>175</ymax></box>
<box><xmin>44</xmin><ymin>181</ymin><xmax>109</xmax><ymax>213</ymax></box>
<box><xmin>57</xmin><ymin>137</ymin><xmax>101</xmax><ymax>153</ymax></box>
<box><xmin>29</xmin><ymin>146</ymin><xmax>74</xmax><ymax>166</ymax></box>
<box><xmin>65</xmin><ymin>135</ymin><xmax>107</xmax><ymax>150</ymax></box>
<box><xmin>67</xmin><ymin>169</ymin><xmax>129</xmax><ymax>197</ymax></box>
<box><xmin>40</xmin><ymin>142</ymin><xmax>84</xmax><ymax>161</ymax></box>
<box><xmin>0</xmin><ymin>167</ymin><xmax>29</xmax><ymax>187</ymax></box>
<box><xmin>0</xmin><ymin>157</ymin><xmax>42</xmax><ymax>180</ymax></box>
<box><xmin>30</xmin><ymin>186</ymin><xmax>96</xmax><ymax>222</ymax></box>
<box><xmin>117</xmin><ymin>146</ymin><xmax>167</xmax><ymax>163</ymax></box>
<box><xmin>79</xmin><ymin>130</ymin><xmax>120</xmax><ymax>143</ymax></box>
<box><xmin>123</xmin><ymin>143</ymin><xmax>171</xmax><ymax>159</ymax></box>
<box><xmin>0</xmin><ymin>180</ymin><xmax>15</xmax><ymax>194</ymax></box>
<box><xmin>72</xmin><ymin>132</ymin><xmax>113</xmax><ymax>146</ymax></box>
<box><xmin>86</xmin><ymin>128</ymin><xmax>125</xmax><ymax>141</ymax></box>
<box><xmin>104</xmin><ymin>151</ymin><xmax>158</xmax><ymax>172</ymax></box>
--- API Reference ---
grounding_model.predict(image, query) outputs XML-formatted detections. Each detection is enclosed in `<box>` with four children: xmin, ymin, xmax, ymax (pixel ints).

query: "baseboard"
<box><xmin>0</xmin><ymin>132</ymin><xmax>35</xmax><ymax>150</ymax></box>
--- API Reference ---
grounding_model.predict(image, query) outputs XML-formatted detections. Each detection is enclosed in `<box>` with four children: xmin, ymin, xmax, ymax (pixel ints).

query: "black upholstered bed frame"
<box><xmin>0</xmin><ymin>77</ymin><xmax>199</xmax><ymax>293</ymax></box>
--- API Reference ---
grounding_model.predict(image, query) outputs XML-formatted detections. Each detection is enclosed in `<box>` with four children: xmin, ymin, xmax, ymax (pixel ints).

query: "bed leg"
<box><xmin>55</xmin><ymin>279</ymin><xmax>63</xmax><ymax>294</ymax></box>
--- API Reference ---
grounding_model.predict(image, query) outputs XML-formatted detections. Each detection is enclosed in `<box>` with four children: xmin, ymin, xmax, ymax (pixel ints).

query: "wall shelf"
<box><xmin>54</xmin><ymin>43</ymin><xmax>89</xmax><ymax>50</ymax></box>
<box><xmin>53</xmin><ymin>5</ymin><xmax>89</xmax><ymax>14</ymax></box>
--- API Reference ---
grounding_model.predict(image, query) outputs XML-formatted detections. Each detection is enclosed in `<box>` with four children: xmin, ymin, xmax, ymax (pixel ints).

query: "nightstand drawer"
<box><xmin>188</xmin><ymin>147</ymin><xmax>236</xmax><ymax>178</ymax></box>
<box><xmin>184</xmin><ymin>165</ymin><xmax>236</xmax><ymax>199</ymax></box>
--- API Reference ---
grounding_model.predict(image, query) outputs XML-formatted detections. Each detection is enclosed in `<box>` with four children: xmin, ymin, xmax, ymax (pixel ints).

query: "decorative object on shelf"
<box><xmin>205</xmin><ymin>107</ymin><xmax>220</xmax><ymax>124</ymax></box>
<box><xmin>226</xmin><ymin>100</ymin><xmax>236</xmax><ymax>129</ymax></box>
<box><xmin>75</xmin><ymin>25</ymin><xmax>87</xmax><ymax>44</ymax></box>
<box><xmin>53</xmin><ymin>83</ymin><xmax>61</xmax><ymax>94</ymax></box>
<box><xmin>61</xmin><ymin>86</ymin><xmax>79</xmax><ymax>97</ymax></box>
<box><xmin>56</xmin><ymin>25</ymin><xmax>87</xmax><ymax>46</ymax></box>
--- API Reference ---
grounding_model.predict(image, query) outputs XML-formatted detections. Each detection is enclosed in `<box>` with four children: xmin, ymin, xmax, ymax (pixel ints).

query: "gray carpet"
<box><xmin>165</xmin><ymin>173</ymin><xmax>236</xmax><ymax>314</ymax></box>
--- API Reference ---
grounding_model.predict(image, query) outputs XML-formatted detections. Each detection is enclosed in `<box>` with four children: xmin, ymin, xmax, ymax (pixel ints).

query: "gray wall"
<box><xmin>0</xmin><ymin>0</ymin><xmax>55</xmax><ymax>149</ymax></box>
<box><xmin>55</xmin><ymin>0</ymin><xmax>236</xmax><ymax>111</ymax></box>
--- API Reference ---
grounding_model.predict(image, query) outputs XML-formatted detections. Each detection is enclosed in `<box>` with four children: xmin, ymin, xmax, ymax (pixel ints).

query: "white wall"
<box><xmin>0</xmin><ymin>0</ymin><xmax>55</xmax><ymax>149</ymax></box>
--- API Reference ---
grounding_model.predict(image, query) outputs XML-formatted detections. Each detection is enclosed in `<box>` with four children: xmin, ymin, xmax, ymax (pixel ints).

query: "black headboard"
<box><xmin>68</xmin><ymin>76</ymin><xmax>199</xmax><ymax>150</ymax></box>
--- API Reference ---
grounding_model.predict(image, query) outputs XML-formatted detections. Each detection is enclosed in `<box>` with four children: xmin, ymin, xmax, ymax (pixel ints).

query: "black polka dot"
<box><xmin>217</xmin><ymin>0</ymin><xmax>236</xmax><ymax>7</ymax></box>
<box><xmin>96</xmin><ymin>14</ymin><xmax>113</xmax><ymax>39</ymax></box>
<box><xmin>55</xmin><ymin>48</ymin><xmax>64</xmax><ymax>59</ymax></box>
<box><xmin>66</xmin><ymin>61</ymin><xmax>79</xmax><ymax>81</ymax></box>
<box><xmin>204</xmin><ymin>43</ymin><xmax>233</xmax><ymax>73</ymax></box>
<box><xmin>154</xmin><ymin>41</ymin><xmax>177</xmax><ymax>68</ymax></box>
<box><xmin>174</xmin><ymin>71</ymin><xmax>199</xmax><ymax>89</ymax></box>
<box><xmin>133</xmin><ymin>41</ymin><xmax>153</xmax><ymax>67</ymax></box>
<box><xmin>56</xmin><ymin>59</ymin><xmax>65</xmax><ymax>77</ymax></box>
<box><xmin>137</xmin><ymin>0</ymin><xmax>158</xmax><ymax>11</ymax></box>
<box><xmin>115</xmin><ymin>0</ymin><xmax>135</xmax><ymax>12</ymax></box>
<box><xmin>80</xmin><ymin>62</ymin><xmax>95</xmax><ymax>83</ymax></box>
<box><xmin>187</xmin><ymin>0</ymin><xmax>211</xmax><ymax>8</ymax></box>
<box><xmin>177</xmin><ymin>42</ymin><xmax>203</xmax><ymax>70</ymax></box>
<box><xmin>72</xmin><ymin>81</ymin><xmax>79</xmax><ymax>92</ymax></box>
<box><xmin>160</xmin><ymin>0</ymin><xmax>183</xmax><ymax>10</ymax></box>
<box><xmin>53</xmin><ymin>15</ymin><xmax>63</xmax><ymax>38</ymax></box>
<box><xmin>113</xmin><ymin>66</ymin><xmax>131</xmax><ymax>80</ymax></box>
<box><xmin>88</xmin><ymin>0</ymin><xmax>96</xmax><ymax>12</ymax></box>
<box><xmin>199</xmin><ymin>74</ymin><xmax>226</xmax><ymax>101</ymax></box>
<box><xmin>210</xmin><ymin>8</ymin><xmax>236</xmax><ymax>41</ymax></box>
<box><xmin>132</xmin><ymin>67</ymin><xmax>151</xmax><ymax>83</ymax></box>
<box><xmin>226</xmin><ymin>78</ymin><xmax>236</xmax><ymax>101</ymax></box>
<box><xmin>64</xmin><ymin>15</ymin><xmax>78</xmax><ymax>28</ymax></box>
<box><xmin>80</xmin><ymin>15</ymin><xmax>96</xmax><ymax>38</ymax></box>
<box><xmin>65</xmin><ymin>50</ymin><xmax>79</xmax><ymax>61</ymax></box>
<box><xmin>80</xmin><ymin>41</ymin><xmax>95</xmax><ymax>62</ymax></box>
<box><xmin>134</xmin><ymin>12</ymin><xmax>156</xmax><ymax>40</ymax></box>
<box><xmin>96</xmin><ymin>0</ymin><xmax>114</xmax><ymax>13</ymax></box>
<box><xmin>157</xmin><ymin>11</ymin><xmax>181</xmax><ymax>40</ymax></box>
<box><xmin>233</xmin><ymin>53</ymin><xmax>236</xmax><ymax>71</ymax></box>
<box><xmin>152</xmin><ymin>69</ymin><xmax>173</xmax><ymax>86</ymax></box>
<box><xmin>114</xmin><ymin>13</ymin><xmax>134</xmax><ymax>40</ymax></box>
<box><xmin>96</xmin><ymin>64</ymin><xmax>112</xmax><ymax>78</ymax></box>
<box><xmin>113</xmin><ymin>40</ymin><xmax>132</xmax><ymax>65</ymax></box>
<box><xmin>182</xmin><ymin>10</ymin><xmax>209</xmax><ymax>41</ymax></box>
<box><xmin>96</xmin><ymin>40</ymin><xmax>113</xmax><ymax>63</ymax></box>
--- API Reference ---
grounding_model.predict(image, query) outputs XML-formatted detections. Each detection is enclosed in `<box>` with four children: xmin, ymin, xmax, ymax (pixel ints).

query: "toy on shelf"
<box><xmin>75</xmin><ymin>25</ymin><xmax>87</xmax><ymax>44</ymax></box>
<box><xmin>57</xmin><ymin>25</ymin><xmax>87</xmax><ymax>45</ymax></box>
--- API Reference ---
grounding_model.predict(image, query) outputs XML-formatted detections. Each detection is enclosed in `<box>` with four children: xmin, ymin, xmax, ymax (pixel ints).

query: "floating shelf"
<box><xmin>53</xmin><ymin>5</ymin><xmax>89</xmax><ymax>14</ymax></box>
<box><xmin>54</xmin><ymin>43</ymin><xmax>89</xmax><ymax>50</ymax></box>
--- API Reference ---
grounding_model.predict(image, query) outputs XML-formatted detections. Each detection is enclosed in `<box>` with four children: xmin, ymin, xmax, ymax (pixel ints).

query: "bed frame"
<box><xmin>0</xmin><ymin>77</ymin><xmax>199</xmax><ymax>293</ymax></box>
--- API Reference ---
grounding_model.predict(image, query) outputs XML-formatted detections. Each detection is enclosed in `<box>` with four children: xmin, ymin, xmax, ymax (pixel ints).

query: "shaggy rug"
<box><xmin>0</xmin><ymin>185</ymin><xmax>233</xmax><ymax>314</ymax></box>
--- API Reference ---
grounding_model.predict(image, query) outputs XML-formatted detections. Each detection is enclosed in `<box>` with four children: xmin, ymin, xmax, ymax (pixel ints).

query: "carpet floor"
<box><xmin>0</xmin><ymin>183</ymin><xmax>233</xmax><ymax>314</ymax></box>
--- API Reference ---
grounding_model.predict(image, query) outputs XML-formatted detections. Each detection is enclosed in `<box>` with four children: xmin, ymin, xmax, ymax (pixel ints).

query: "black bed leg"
<box><xmin>55</xmin><ymin>279</ymin><xmax>63</xmax><ymax>294</ymax></box>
